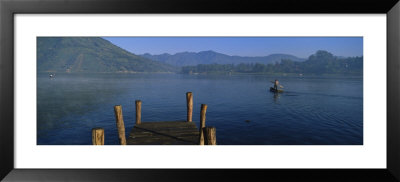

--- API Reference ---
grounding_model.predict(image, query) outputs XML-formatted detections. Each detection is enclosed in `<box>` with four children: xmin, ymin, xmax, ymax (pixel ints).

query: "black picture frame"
<box><xmin>1</xmin><ymin>0</ymin><xmax>399</xmax><ymax>181</ymax></box>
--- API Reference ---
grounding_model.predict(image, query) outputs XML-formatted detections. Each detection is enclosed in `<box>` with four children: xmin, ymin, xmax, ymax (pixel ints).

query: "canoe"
<box><xmin>270</xmin><ymin>87</ymin><xmax>284</xmax><ymax>93</ymax></box>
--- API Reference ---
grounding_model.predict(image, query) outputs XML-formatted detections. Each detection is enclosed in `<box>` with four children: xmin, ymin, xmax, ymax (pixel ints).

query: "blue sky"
<box><xmin>103</xmin><ymin>37</ymin><xmax>363</xmax><ymax>58</ymax></box>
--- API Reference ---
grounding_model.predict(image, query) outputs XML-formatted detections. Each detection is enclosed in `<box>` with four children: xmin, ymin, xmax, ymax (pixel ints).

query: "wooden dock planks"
<box><xmin>127</xmin><ymin>120</ymin><xmax>200</xmax><ymax>145</ymax></box>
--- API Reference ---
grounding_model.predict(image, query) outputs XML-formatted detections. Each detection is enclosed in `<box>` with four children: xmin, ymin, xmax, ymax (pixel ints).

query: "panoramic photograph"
<box><xmin>37</xmin><ymin>37</ymin><xmax>363</xmax><ymax>145</ymax></box>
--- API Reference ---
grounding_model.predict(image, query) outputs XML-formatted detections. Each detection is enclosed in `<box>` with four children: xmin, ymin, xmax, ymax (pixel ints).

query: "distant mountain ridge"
<box><xmin>180</xmin><ymin>50</ymin><xmax>363</xmax><ymax>75</ymax></box>
<box><xmin>37</xmin><ymin>37</ymin><xmax>177</xmax><ymax>73</ymax></box>
<box><xmin>140</xmin><ymin>50</ymin><xmax>305</xmax><ymax>67</ymax></box>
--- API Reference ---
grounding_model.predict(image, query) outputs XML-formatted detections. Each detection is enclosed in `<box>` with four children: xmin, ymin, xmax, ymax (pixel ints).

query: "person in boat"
<box><xmin>272</xmin><ymin>79</ymin><xmax>279</xmax><ymax>90</ymax></box>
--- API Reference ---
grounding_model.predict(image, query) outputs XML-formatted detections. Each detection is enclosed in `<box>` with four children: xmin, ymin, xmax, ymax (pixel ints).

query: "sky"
<box><xmin>103</xmin><ymin>37</ymin><xmax>363</xmax><ymax>58</ymax></box>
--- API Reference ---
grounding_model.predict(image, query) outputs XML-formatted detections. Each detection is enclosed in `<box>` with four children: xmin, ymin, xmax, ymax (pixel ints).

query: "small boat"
<box><xmin>270</xmin><ymin>87</ymin><xmax>283</xmax><ymax>93</ymax></box>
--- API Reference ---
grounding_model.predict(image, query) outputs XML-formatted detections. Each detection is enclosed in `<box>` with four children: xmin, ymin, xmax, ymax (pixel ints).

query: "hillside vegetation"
<box><xmin>141</xmin><ymin>50</ymin><xmax>305</xmax><ymax>66</ymax></box>
<box><xmin>181</xmin><ymin>50</ymin><xmax>363</xmax><ymax>75</ymax></box>
<box><xmin>37</xmin><ymin>37</ymin><xmax>177</xmax><ymax>73</ymax></box>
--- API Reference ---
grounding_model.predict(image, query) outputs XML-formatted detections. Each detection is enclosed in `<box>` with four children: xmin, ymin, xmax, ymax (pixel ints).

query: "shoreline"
<box><xmin>38</xmin><ymin>71</ymin><xmax>363</xmax><ymax>78</ymax></box>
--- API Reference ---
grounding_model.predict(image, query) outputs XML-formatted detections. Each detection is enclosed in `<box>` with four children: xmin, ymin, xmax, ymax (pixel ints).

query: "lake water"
<box><xmin>37</xmin><ymin>73</ymin><xmax>363</xmax><ymax>145</ymax></box>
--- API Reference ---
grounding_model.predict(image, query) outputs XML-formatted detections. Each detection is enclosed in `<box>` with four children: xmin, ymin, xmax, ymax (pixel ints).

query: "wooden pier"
<box><xmin>128</xmin><ymin>120</ymin><xmax>199</xmax><ymax>145</ymax></box>
<box><xmin>92</xmin><ymin>92</ymin><xmax>216</xmax><ymax>145</ymax></box>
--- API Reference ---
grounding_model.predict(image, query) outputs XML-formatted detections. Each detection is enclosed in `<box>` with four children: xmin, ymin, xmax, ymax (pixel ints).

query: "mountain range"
<box><xmin>37</xmin><ymin>37</ymin><xmax>177</xmax><ymax>73</ymax></box>
<box><xmin>37</xmin><ymin>37</ymin><xmax>357</xmax><ymax>75</ymax></box>
<box><xmin>140</xmin><ymin>51</ymin><xmax>305</xmax><ymax>67</ymax></box>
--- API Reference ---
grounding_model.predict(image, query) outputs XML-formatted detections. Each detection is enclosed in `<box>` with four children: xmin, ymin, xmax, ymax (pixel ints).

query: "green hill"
<box><xmin>141</xmin><ymin>50</ymin><xmax>305</xmax><ymax>66</ymax></box>
<box><xmin>37</xmin><ymin>37</ymin><xmax>177</xmax><ymax>73</ymax></box>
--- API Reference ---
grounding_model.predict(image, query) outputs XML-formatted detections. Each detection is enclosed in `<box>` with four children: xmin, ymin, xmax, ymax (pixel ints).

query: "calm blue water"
<box><xmin>37</xmin><ymin>73</ymin><xmax>363</xmax><ymax>145</ymax></box>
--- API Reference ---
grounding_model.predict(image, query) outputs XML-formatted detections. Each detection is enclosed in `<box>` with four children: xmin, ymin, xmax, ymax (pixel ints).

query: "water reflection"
<box><xmin>273</xmin><ymin>92</ymin><xmax>280</xmax><ymax>103</ymax></box>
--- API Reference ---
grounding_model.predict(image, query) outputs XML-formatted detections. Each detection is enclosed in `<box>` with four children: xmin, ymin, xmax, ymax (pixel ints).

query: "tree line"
<box><xmin>181</xmin><ymin>50</ymin><xmax>363</xmax><ymax>75</ymax></box>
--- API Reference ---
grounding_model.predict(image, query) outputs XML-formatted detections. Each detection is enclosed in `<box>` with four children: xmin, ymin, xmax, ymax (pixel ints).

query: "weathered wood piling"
<box><xmin>186</xmin><ymin>92</ymin><xmax>193</xmax><ymax>122</ymax></box>
<box><xmin>114</xmin><ymin>105</ymin><xmax>127</xmax><ymax>145</ymax></box>
<box><xmin>204</xmin><ymin>127</ymin><xmax>217</xmax><ymax>145</ymax></box>
<box><xmin>92</xmin><ymin>128</ymin><xmax>104</xmax><ymax>145</ymax></box>
<box><xmin>136</xmin><ymin>100</ymin><xmax>142</xmax><ymax>125</ymax></box>
<box><xmin>92</xmin><ymin>92</ymin><xmax>217</xmax><ymax>145</ymax></box>
<box><xmin>199</xmin><ymin>104</ymin><xmax>207</xmax><ymax>145</ymax></box>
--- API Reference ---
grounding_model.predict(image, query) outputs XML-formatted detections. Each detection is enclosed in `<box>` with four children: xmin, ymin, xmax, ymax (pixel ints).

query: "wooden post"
<box><xmin>199</xmin><ymin>104</ymin><xmax>207</xmax><ymax>145</ymax></box>
<box><xmin>92</xmin><ymin>128</ymin><xmax>104</xmax><ymax>145</ymax></box>
<box><xmin>203</xmin><ymin>127</ymin><xmax>216</xmax><ymax>145</ymax></box>
<box><xmin>114</xmin><ymin>105</ymin><xmax>127</xmax><ymax>145</ymax></box>
<box><xmin>136</xmin><ymin>100</ymin><xmax>142</xmax><ymax>125</ymax></box>
<box><xmin>186</xmin><ymin>92</ymin><xmax>193</xmax><ymax>122</ymax></box>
